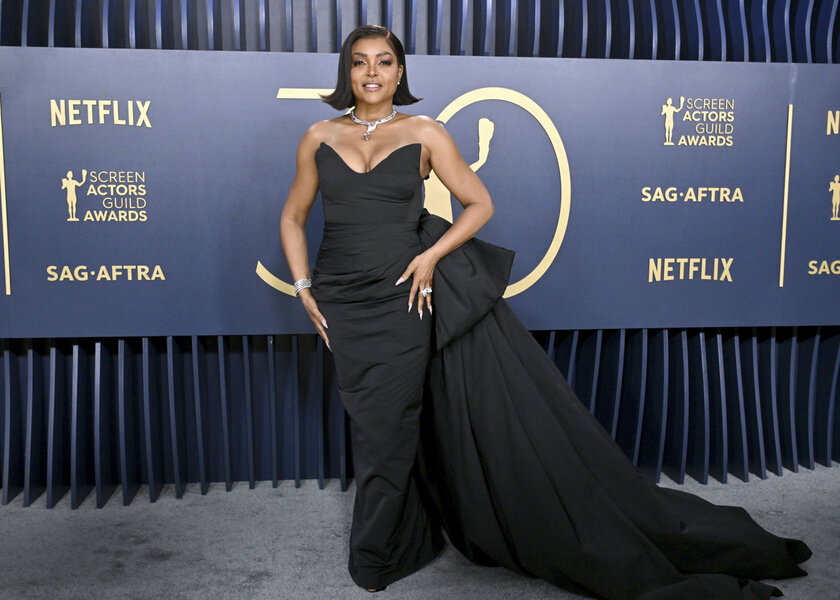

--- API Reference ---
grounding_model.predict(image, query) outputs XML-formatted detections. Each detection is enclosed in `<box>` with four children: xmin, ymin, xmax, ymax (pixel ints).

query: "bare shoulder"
<box><xmin>297</xmin><ymin>118</ymin><xmax>343</xmax><ymax>157</ymax></box>
<box><xmin>300</xmin><ymin>119</ymin><xmax>334</xmax><ymax>146</ymax></box>
<box><xmin>401</xmin><ymin>114</ymin><xmax>455</xmax><ymax>151</ymax></box>
<box><xmin>402</xmin><ymin>114</ymin><xmax>445</xmax><ymax>137</ymax></box>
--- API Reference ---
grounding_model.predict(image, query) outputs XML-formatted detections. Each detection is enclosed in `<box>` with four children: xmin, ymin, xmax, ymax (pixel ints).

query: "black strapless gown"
<box><xmin>310</xmin><ymin>141</ymin><xmax>811</xmax><ymax>599</ymax></box>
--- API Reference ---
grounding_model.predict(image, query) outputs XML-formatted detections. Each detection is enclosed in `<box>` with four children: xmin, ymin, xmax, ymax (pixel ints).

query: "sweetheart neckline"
<box><xmin>317</xmin><ymin>142</ymin><xmax>422</xmax><ymax>176</ymax></box>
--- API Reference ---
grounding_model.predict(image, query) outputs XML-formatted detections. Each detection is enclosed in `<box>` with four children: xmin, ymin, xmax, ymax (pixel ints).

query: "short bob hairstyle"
<box><xmin>321</xmin><ymin>25</ymin><xmax>421</xmax><ymax>110</ymax></box>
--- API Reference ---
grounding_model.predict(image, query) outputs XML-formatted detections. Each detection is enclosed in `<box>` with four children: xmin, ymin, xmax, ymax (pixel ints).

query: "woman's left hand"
<box><xmin>396</xmin><ymin>250</ymin><xmax>439</xmax><ymax>318</ymax></box>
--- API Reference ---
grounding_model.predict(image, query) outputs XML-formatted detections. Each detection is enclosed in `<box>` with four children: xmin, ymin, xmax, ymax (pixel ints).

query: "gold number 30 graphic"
<box><xmin>257</xmin><ymin>87</ymin><xmax>571</xmax><ymax>298</ymax></box>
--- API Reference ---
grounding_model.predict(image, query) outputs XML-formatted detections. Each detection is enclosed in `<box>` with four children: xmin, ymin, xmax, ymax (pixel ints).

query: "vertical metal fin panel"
<box><xmin>662</xmin><ymin>330</ymin><xmax>689</xmax><ymax>484</ymax></box>
<box><xmin>714</xmin><ymin>0</ymin><xmax>725</xmax><ymax>60</ymax></box>
<box><xmin>0</xmin><ymin>340</ymin><xmax>5</xmax><ymax>496</ymax></box>
<box><xmin>709</xmin><ymin>332</ymin><xmax>728</xmax><ymax>483</ymax></box>
<box><xmin>432</xmin><ymin>0</ymin><xmax>443</xmax><ymax>54</ymax></box>
<box><xmin>309</xmin><ymin>0</ymin><xmax>316</xmax><ymax>51</ymax></box>
<box><xmin>668</xmin><ymin>0</ymin><xmax>681</xmax><ymax>59</ymax></box>
<box><xmin>284</xmin><ymin>0</ymin><xmax>292</xmax><ymax>51</ymax></box>
<box><xmin>625</xmin><ymin>0</ymin><xmax>635</xmax><ymax>58</ymax></box>
<box><xmin>141</xmin><ymin>338</ymin><xmax>157</xmax><ymax>501</ymax></box>
<box><xmin>166</xmin><ymin>337</ymin><xmax>185</xmax><ymax>497</ymax></box>
<box><xmin>180</xmin><ymin>0</ymin><xmax>189</xmax><ymax>48</ymax></box>
<box><xmin>685</xmin><ymin>331</ymin><xmax>710</xmax><ymax>484</ymax></box>
<box><xmin>47</xmin><ymin>0</ymin><xmax>56</xmax><ymax>46</ymax></box>
<box><xmin>267</xmin><ymin>335</ymin><xmax>279</xmax><ymax>486</ymax></box>
<box><xmin>292</xmin><ymin>334</ymin><xmax>301</xmax><ymax>487</ymax></box>
<box><xmin>654</xmin><ymin>329</ymin><xmax>669</xmax><ymax>481</ymax></box>
<box><xmin>216</xmin><ymin>335</ymin><xmax>232</xmax><ymax>490</ymax></box>
<box><xmin>556</xmin><ymin>0</ymin><xmax>564</xmax><ymax>56</ymax></box>
<box><xmin>385</xmin><ymin>0</ymin><xmax>395</xmax><ymax>34</ymax></box>
<box><xmin>783</xmin><ymin>0</ymin><xmax>794</xmax><ymax>62</ymax></box>
<box><xmin>190</xmin><ymin>336</ymin><xmax>209</xmax><ymax>494</ymax></box>
<box><xmin>242</xmin><ymin>336</ymin><xmax>256</xmax><ymax>488</ymax></box>
<box><xmin>154</xmin><ymin>0</ymin><xmax>163</xmax><ymax>48</ymax></box>
<box><xmin>316</xmin><ymin>339</ymin><xmax>325</xmax><ymax>488</ymax></box>
<box><xmin>70</xmin><ymin>343</ymin><xmax>93</xmax><ymax>508</ymax></box>
<box><xmin>45</xmin><ymin>344</ymin><xmax>66</xmax><ymax>507</ymax></box>
<box><xmin>117</xmin><ymin>339</ymin><xmax>139</xmax><ymax>504</ymax></box>
<box><xmin>20</xmin><ymin>0</ymin><xmax>29</xmax><ymax>45</ymax></box>
<box><xmin>129</xmin><ymin>0</ymin><xmax>136</xmax><ymax>47</ymax></box>
<box><xmin>802</xmin><ymin>0</ymin><xmax>815</xmax><ymax>63</ymax></box>
<box><xmin>546</xmin><ymin>330</ymin><xmax>557</xmax><ymax>362</ymax></box>
<box><xmin>746</xmin><ymin>330</ymin><xmax>768</xmax><ymax>478</ymax></box>
<box><xmin>587</xmin><ymin>329</ymin><xmax>603</xmax><ymax>414</ymax></box>
<box><xmin>93</xmin><ymin>341</ymin><xmax>110</xmax><ymax>507</ymax></box>
<box><xmin>609</xmin><ymin>329</ymin><xmax>625</xmax><ymax>438</ymax></box>
<box><xmin>761</xmin><ymin>0</ymin><xmax>771</xmax><ymax>61</ymax></box>
<box><xmin>23</xmin><ymin>344</ymin><xmax>44</xmax><ymax>506</ymax></box>
<box><xmin>827</xmin><ymin>336</ymin><xmax>840</xmax><ymax>465</ymax></box>
<box><xmin>233</xmin><ymin>0</ymin><xmax>242</xmax><ymax>50</ymax></box>
<box><xmin>737</xmin><ymin>0</ymin><xmax>749</xmax><ymax>60</ymax></box>
<box><xmin>650</xmin><ymin>0</ymin><xmax>658</xmax><ymax>58</ymax></box>
<box><xmin>803</xmin><ymin>327</ymin><xmax>819</xmax><ymax>469</ymax></box>
<box><xmin>2</xmin><ymin>339</ymin><xmax>23</xmax><ymax>504</ymax></box>
<box><xmin>259</xmin><ymin>0</ymin><xmax>268</xmax><ymax>50</ymax></box>
<box><xmin>636</xmin><ymin>329</ymin><xmax>667</xmax><ymax>481</ymax></box>
<box><xmin>691</xmin><ymin>0</ymin><xmax>702</xmax><ymax>60</ymax></box>
<box><xmin>75</xmin><ymin>0</ymin><xmax>83</xmax><ymax>46</ymax></box>
<box><xmin>766</xmin><ymin>328</ymin><xmax>784</xmax><ymax>475</ymax></box>
<box><xmin>729</xmin><ymin>331</ymin><xmax>749</xmax><ymax>482</ymax></box>
<box><xmin>567</xmin><ymin>329</ymin><xmax>578</xmax><ymax>386</ymax></box>
<box><xmin>602</xmin><ymin>0</ymin><xmax>612</xmax><ymax>58</ymax></box>
<box><xmin>782</xmin><ymin>328</ymin><xmax>799</xmax><ymax>471</ymax></box>
<box><xmin>580</xmin><ymin>0</ymin><xmax>588</xmax><ymax>57</ymax></box>
<box><xmin>614</xmin><ymin>329</ymin><xmax>644</xmax><ymax>465</ymax></box>
<box><xmin>630</xmin><ymin>328</ymin><xmax>647</xmax><ymax>465</ymax></box>
<box><xmin>406</xmin><ymin>0</ymin><xmax>417</xmax><ymax>53</ymax></box>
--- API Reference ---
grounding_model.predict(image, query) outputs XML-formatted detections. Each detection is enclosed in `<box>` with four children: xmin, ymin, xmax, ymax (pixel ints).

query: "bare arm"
<box><xmin>397</xmin><ymin>118</ymin><xmax>495</xmax><ymax>316</ymax></box>
<box><xmin>280</xmin><ymin>126</ymin><xmax>330</xmax><ymax>348</ymax></box>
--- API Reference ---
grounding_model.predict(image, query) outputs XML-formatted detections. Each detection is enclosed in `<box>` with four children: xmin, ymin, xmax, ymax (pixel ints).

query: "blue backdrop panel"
<box><xmin>1</xmin><ymin>48</ymin><xmax>840</xmax><ymax>337</ymax></box>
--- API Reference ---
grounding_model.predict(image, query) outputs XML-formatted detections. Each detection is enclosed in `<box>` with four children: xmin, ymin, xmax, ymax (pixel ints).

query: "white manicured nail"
<box><xmin>321</xmin><ymin>319</ymin><xmax>328</xmax><ymax>329</ymax></box>
<box><xmin>395</xmin><ymin>277</ymin><xmax>405</xmax><ymax>285</ymax></box>
<box><xmin>408</xmin><ymin>302</ymin><xmax>413</xmax><ymax>313</ymax></box>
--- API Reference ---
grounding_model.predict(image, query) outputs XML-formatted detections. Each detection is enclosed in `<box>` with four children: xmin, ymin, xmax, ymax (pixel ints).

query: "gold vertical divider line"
<box><xmin>779</xmin><ymin>103</ymin><xmax>794</xmax><ymax>288</ymax></box>
<box><xmin>0</xmin><ymin>96</ymin><xmax>10</xmax><ymax>295</ymax></box>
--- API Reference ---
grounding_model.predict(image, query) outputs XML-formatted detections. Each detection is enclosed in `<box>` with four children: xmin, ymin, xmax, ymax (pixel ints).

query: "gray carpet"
<box><xmin>1</xmin><ymin>465</ymin><xmax>838</xmax><ymax>600</ymax></box>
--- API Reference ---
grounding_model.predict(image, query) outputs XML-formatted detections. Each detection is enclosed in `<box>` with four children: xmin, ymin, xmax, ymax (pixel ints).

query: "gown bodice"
<box><xmin>315</xmin><ymin>142</ymin><xmax>425</xmax><ymax>224</ymax></box>
<box><xmin>311</xmin><ymin>141</ymin><xmax>427</xmax><ymax>303</ymax></box>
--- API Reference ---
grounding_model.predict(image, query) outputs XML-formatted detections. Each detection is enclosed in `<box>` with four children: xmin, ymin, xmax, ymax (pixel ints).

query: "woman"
<box><xmin>281</xmin><ymin>25</ymin><xmax>811</xmax><ymax>599</ymax></box>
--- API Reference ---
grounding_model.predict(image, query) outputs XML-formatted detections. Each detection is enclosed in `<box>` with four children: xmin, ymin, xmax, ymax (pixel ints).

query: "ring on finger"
<box><xmin>420</xmin><ymin>287</ymin><xmax>433</xmax><ymax>297</ymax></box>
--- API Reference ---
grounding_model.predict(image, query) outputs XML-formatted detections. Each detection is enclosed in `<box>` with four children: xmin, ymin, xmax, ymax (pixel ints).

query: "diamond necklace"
<box><xmin>349</xmin><ymin>108</ymin><xmax>397</xmax><ymax>140</ymax></box>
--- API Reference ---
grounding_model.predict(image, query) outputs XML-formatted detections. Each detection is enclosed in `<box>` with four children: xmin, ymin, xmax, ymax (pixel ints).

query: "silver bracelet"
<box><xmin>293</xmin><ymin>278</ymin><xmax>312</xmax><ymax>296</ymax></box>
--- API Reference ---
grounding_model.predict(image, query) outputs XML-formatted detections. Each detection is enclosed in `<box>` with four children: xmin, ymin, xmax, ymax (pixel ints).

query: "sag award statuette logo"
<box><xmin>830</xmin><ymin>174</ymin><xmax>840</xmax><ymax>221</ymax></box>
<box><xmin>60</xmin><ymin>170</ymin><xmax>148</xmax><ymax>223</ymax></box>
<box><xmin>257</xmin><ymin>87</ymin><xmax>571</xmax><ymax>299</ymax></box>
<box><xmin>661</xmin><ymin>97</ymin><xmax>684</xmax><ymax>146</ymax></box>
<box><xmin>61</xmin><ymin>169</ymin><xmax>87</xmax><ymax>221</ymax></box>
<box><xmin>660</xmin><ymin>95</ymin><xmax>735</xmax><ymax>147</ymax></box>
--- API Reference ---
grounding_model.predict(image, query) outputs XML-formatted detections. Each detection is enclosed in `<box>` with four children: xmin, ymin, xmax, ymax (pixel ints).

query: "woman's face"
<box><xmin>349</xmin><ymin>37</ymin><xmax>403</xmax><ymax>107</ymax></box>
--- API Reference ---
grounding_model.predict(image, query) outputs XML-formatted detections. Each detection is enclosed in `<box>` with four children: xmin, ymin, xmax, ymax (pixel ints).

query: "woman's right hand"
<box><xmin>298</xmin><ymin>289</ymin><xmax>331</xmax><ymax>351</ymax></box>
